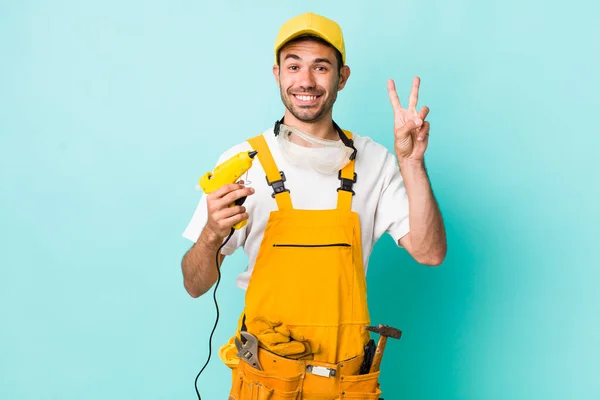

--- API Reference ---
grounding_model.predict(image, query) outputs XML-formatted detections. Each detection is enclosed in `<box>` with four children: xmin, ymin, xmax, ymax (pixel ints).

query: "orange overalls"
<box><xmin>219</xmin><ymin>130</ymin><xmax>382</xmax><ymax>399</ymax></box>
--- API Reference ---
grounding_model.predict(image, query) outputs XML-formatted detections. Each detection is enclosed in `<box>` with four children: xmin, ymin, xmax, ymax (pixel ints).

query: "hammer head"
<box><xmin>366</xmin><ymin>324</ymin><xmax>402</xmax><ymax>339</ymax></box>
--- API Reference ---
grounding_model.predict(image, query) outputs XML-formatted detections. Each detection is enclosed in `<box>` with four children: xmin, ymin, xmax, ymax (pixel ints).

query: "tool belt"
<box><xmin>228</xmin><ymin>345</ymin><xmax>382</xmax><ymax>400</ymax></box>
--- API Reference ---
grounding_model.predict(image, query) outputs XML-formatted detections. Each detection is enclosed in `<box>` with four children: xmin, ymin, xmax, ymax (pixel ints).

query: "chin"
<box><xmin>292</xmin><ymin>107</ymin><xmax>323</xmax><ymax>122</ymax></box>
<box><xmin>297</xmin><ymin>113</ymin><xmax>323</xmax><ymax>123</ymax></box>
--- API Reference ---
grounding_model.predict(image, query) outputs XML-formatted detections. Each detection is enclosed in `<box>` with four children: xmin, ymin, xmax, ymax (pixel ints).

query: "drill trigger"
<box><xmin>235</xmin><ymin>196</ymin><xmax>247</xmax><ymax>206</ymax></box>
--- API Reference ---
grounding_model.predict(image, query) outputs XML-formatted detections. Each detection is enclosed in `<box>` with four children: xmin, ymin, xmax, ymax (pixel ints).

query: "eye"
<box><xmin>288</xmin><ymin>65</ymin><xmax>299</xmax><ymax>71</ymax></box>
<box><xmin>315</xmin><ymin>65</ymin><xmax>328</xmax><ymax>72</ymax></box>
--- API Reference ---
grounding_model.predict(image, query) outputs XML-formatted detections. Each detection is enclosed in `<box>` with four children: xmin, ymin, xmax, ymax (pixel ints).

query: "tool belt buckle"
<box><xmin>306</xmin><ymin>365</ymin><xmax>336</xmax><ymax>378</ymax></box>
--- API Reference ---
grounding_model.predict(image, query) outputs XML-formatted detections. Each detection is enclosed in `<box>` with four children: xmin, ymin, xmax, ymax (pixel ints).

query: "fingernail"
<box><xmin>414</xmin><ymin>118</ymin><xmax>422</xmax><ymax>126</ymax></box>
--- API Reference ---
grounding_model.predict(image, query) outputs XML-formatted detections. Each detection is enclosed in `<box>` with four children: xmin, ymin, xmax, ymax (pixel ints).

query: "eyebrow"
<box><xmin>314</xmin><ymin>58</ymin><xmax>332</xmax><ymax>65</ymax></box>
<box><xmin>284</xmin><ymin>54</ymin><xmax>333</xmax><ymax>65</ymax></box>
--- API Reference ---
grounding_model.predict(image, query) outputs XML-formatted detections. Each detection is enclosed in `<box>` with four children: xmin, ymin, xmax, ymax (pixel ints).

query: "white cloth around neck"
<box><xmin>276</xmin><ymin>124</ymin><xmax>353</xmax><ymax>175</ymax></box>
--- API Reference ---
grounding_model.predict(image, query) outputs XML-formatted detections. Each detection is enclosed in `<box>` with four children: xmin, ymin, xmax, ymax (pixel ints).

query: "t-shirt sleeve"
<box><xmin>373</xmin><ymin>151</ymin><xmax>411</xmax><ymax>247</ymax></box>
<box><xmin>180</xmin><ymin>145</ymin><xmax>250</xmax><ymax>256</ymax></box>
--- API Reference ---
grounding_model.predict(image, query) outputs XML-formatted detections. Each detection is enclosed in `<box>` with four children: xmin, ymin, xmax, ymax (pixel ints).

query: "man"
<box><xmin>181</xmin><ymin>11</ymin><xmax>446</xmax><ymax>399</ymax></box>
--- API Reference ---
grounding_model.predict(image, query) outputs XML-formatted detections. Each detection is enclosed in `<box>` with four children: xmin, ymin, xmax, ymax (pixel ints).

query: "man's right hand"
<box><xmin>204</xmin><ymin>183</ymin><xmax>255</xmax><ymax>242</ymax></box>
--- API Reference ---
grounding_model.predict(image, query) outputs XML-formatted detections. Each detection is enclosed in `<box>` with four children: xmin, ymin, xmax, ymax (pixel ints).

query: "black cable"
<box><xmin>195</xmin><ymin>227</ymin><xmax>235</xmax><ymax>400</ymax></box>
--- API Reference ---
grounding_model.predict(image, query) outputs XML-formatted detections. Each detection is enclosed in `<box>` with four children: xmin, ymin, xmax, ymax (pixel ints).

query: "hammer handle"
<box><xmin>369</xmin><ymin>336</ymin><xmax>388</xmax><ymax>373</ymax></box>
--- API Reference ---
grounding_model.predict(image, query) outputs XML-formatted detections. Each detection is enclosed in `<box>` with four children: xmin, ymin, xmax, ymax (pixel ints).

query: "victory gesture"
<box><xmin>387</xmin><ymin>77</ymin><xmax>431</xmax><ymax>163</ymax></box>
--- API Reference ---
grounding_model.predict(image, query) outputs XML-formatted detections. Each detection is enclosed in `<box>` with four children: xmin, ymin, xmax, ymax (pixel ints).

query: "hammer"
<box><xmin>365</xmin><ymin>324</ymin><xmax>402</xmax><ymax>373</ymax></box>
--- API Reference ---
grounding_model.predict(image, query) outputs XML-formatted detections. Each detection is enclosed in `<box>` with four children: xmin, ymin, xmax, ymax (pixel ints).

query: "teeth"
<box><xmin>295</xmin><ymin>95</ymin><xmax>317</xmax><ymax>101</ymax></box>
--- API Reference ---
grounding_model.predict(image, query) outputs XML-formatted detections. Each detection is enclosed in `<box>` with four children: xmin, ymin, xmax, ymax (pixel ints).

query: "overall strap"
<box><xmin>336</xmin><ymin>129</ymin><xmax>357</xmax><ymax>211</ymax></box>
<box><xmin>247</xmin><ymin>134</ymin><xmax>293</xmax><ymax>211</ymax></box>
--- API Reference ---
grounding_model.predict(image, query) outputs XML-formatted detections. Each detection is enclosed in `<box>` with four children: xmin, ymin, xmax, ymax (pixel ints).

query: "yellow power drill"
<box><xmin>199</xmin><ymin>150</ymin><xmax>258</xmax><ymax>230</ymax></box>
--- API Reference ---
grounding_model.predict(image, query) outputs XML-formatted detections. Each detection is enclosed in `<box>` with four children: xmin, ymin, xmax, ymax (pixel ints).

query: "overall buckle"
<box><xmin>337</xmin><ymin>170</ymin><xmax>357</xmax><ymax>195</ymax></box>
<box><xmin>267</xmin><ymin>171</ymin><xmax>290</xmax><ymax>198</ymax></box>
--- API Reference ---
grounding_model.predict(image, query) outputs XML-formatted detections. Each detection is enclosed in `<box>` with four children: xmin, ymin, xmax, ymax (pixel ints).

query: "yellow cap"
<box><xmin>274</xmin><ymin>12</ymin><xmax>345</xmax><ymax>65</ymax></box>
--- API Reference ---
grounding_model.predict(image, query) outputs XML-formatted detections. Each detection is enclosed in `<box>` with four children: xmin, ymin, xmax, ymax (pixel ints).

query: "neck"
<box><xmin>282</xmin><ymin>110</ymin><xmax>339</xmax><ymax>142</ymax></box>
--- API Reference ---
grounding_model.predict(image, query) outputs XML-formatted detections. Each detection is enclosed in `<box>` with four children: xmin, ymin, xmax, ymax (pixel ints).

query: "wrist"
<box><xmin>199</xmin><ymin>227</ymin><xmax>224</xmax><ymax>249</ymax></box>
<box><xmin>398</xmin><ymin>157</ymin><xmax>425</xmax><ymax>171</ymax></box>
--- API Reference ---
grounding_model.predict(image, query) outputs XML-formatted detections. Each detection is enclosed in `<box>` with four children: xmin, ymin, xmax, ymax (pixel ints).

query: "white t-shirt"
<box><xmin>182</xmin><ymin>127</ymin><xmax>411</xmax><ymax>290</ymax></box>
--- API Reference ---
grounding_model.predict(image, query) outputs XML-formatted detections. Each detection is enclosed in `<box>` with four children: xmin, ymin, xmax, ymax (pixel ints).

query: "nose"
<box><xmin>297</xmin><ymin>68</ymin><xmax>316</xmax><ymax>91</ymax></box>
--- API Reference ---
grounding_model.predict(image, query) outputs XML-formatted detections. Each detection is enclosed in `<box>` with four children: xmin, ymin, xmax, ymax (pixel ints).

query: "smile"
<box><xmin>293</xmin><ymin>94</ymin><xmax>321</xmax><ymax>102</ymax></box>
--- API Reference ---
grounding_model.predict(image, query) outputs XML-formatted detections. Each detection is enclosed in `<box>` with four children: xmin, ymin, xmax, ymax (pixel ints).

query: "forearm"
<box><xmin>181</xmin><ymin>227</ymin><xmax>225</xmax><ymax>298</ymax></box>
<box><xmin>399</xmin><ymin>159</ymin><xmax>447</xmax><ymax>265</ymax></box>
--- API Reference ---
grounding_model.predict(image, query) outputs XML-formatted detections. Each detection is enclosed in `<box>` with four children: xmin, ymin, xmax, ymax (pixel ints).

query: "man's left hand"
<box><xmin>387</xmin><ymin>77</ymin><xmax>430</xmax><ymax>164</ymax></box>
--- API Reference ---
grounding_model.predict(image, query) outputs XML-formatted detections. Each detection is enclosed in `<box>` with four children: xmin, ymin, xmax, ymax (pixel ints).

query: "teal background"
<box><xmin>1</xmin><ymin>0</ymin><xmax>598</xmax><ymax>399</ymax></box>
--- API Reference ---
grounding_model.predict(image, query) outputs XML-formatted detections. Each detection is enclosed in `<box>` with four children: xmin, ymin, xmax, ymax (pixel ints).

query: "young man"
<box><xmin>182</xmin><ymin>11</ymin><xmax>446</xmax><ymax>399</ymax></box>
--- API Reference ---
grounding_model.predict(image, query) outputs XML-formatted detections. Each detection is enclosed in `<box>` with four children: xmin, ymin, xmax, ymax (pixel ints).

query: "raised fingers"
<box><xmin>387</xmin><ymin>79</ymin><xmax>403</xmax><ymax>113</ymax></box>
<box><xmin>408</xmin><ymin>76</ymin><xmax>420</xmax><ymax>112</ymax></box>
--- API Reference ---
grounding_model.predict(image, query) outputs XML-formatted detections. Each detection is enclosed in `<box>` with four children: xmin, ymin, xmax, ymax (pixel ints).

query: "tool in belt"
<box><xmin>236</xmin><ymin>324</ymin><xmax>402</xmax><ymax>375</ymax></box>
<box><xmin>235</xmin><ymin>331</ymin><xmax>263</xmax><ymax>371</ymax></box>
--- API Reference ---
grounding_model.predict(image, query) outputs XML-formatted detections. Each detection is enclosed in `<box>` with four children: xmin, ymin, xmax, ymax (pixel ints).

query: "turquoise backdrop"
<box><xmin>1</xmin><ymin>1</ymin><xmax>598</xmax><ymax>399</ymax></box>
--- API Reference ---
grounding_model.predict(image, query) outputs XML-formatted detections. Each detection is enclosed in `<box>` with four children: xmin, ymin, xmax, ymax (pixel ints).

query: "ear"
<box><xmin>273</xmin><ymin>64</ymin><xmax>280</xmax><ymax>87</ymax></box>
<box><xmin>337</xmin><ymin>65</ymin><xmax>351</xmax><ymax>91</ymax></box>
